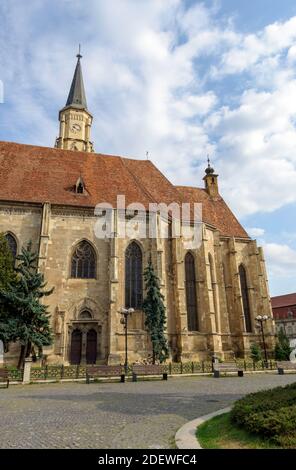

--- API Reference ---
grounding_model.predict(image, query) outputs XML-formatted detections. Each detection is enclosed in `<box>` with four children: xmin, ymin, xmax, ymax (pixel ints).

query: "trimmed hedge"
<box><xmin>231</xmin><ymin>382</ymin><xmax>296</xmax><ymax>447</ymax></box>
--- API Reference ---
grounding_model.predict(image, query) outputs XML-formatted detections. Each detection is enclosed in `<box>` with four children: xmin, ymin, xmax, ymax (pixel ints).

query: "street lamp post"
<box><xmin>256</xmin><ymin>315</ymin><xmax>270</xmax><ymax>368</ymax></box>
<box><xmin>120</xmin><ymin>307</ymin><xmax>134</xmax><ymax>374</ymax></box>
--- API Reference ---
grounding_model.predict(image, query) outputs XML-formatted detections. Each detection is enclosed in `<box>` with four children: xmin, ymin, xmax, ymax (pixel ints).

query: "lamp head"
<box><xmin>119</xmin><ymin>307</ymin><xmax>128</xmax><ymax>315</ymax></box>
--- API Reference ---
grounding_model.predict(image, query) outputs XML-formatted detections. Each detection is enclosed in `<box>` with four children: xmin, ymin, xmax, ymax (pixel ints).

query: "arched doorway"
<box><xmin>86</xmin><ymin>329</ymin><xmax>97</xmax><ymax>364</ymax></box>
<box><xmin>70</xmin><ymin>329</ymin><xmax>82</xmax><ymax>365</ymax></box>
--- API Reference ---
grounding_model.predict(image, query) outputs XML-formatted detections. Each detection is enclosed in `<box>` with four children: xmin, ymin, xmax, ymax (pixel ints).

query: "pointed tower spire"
<box><xmin>65</xmin><ymin>45</ymin><xmax>88</xmax><ymax>110</ymax></box>
<box><xmin>55</xmin><ymin>47</ymin><xmax>94</xmax><ymax>153</ymax></box>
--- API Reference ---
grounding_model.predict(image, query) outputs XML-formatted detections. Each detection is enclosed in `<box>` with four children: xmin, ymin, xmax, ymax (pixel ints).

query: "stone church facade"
<box><xmin>0</xmin><ymin>53</ymin><xmax>275</xmax><ymax>366</ymax></box>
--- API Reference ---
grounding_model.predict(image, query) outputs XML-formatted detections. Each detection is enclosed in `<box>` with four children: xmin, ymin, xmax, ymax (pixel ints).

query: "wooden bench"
<box><xmin>277</xmin><ymin>361</ymin><xmax>296</xmax><ymax>375</ymax></box>
<box><xmin>86</xmin><ymin>365</ymin><xmax>125</xmax><ymax>384</ymax></box>
<box><xmin>0</xmin><ymin>369</ymin><xmax>9</xmax><ymax>388</ymax></box>
<box><xmin>132</xmin><ymin>364</ymin><xmax>168</xmax><ymax>382</ymax></box>
<box><xmin>213</xmin><ymin>362</ymin><xmax>244</xmax><ymax>378</ymax></box>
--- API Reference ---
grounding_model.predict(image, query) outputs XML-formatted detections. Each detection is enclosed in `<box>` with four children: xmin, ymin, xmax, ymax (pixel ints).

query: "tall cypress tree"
<box><xmin>142</xmin><ymin>259</ymin><xmax>169</xmax><ymax>364</ymax></box>
<box><xmin>0</xmin><ymin>241</ymin><xmax>54</xmax><ymax>368</ymax></box>
<box><xmin>0</xmin><ymin>233</ymin><xmax>18</xmax><ymax>352</ymax></box>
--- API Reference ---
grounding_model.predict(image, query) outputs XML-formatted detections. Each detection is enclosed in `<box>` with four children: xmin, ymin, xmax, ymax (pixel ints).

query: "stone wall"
<box><xmin>0</xmin><ymin>202</ymin><xmax>275</xmax><ymax>365</ymax></box>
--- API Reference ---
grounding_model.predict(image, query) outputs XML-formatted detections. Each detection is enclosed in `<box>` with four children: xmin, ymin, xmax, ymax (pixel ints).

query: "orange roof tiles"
<box><xmin>0</xmin><ymin>141</ymin><xmax>249</xmax><ymax>239</ymax></box>
<box><xmin>176</xmin><ymin>186</ymin><xmax>249</xmax><ymax>238</ymax></box>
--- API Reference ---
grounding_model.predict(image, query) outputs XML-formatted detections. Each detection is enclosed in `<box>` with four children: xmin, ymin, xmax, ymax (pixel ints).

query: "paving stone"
<box><xmin>0</xmin><ymin>374</ymin><xmax>295</xmax><ymax>449</ymax></box>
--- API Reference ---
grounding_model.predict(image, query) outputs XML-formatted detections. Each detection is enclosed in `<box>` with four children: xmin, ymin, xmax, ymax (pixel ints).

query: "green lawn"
<box><xmin>196</xmin><ymin>412</ymin><xmax>281</xmax><ymax>449</ymax></box>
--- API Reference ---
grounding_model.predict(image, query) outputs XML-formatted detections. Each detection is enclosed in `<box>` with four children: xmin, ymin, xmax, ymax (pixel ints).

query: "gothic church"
<box><xmin>0</xmin><ymin>53</ymin><xmax>275</xmax><ymax>365</ymax></box>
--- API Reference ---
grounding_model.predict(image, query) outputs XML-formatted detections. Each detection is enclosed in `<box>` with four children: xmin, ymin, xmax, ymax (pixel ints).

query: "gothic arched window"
<box><xmin>185</xmin><ymin>252</ymin><xmax>199</xmax><ymax>331</ymax></box>
<box><xmin>222</xmin><ymin>262</ymin><xmax>228</xmax><ymax>286</ymax></box>
<box><xmin>125</xmin><ymin>242</ymin><xmax>143</xmax><ymax>309</ymax></box>
<box><xmin>71</xmin><ymin>241</ymin><xmax>96</xmax><ymax>279</ymax></box>
<box><xmin>222</xmin><ymin>262</ymin><xmax>231</xmax><ymax>314</ymax></box>
<box><xmin>5</xmin><ymin>233</ymin><xmax>17</xmax><ymax>261</ymax></box>
<box><xmin>239</xmin><ymin>264</ymin><xmax>252</xmax><ymax>333</ymax></box>
<box><xmin>208</xmin><ymin>253</ymin><xmax>216</xmax><ymax>313</ymax></box>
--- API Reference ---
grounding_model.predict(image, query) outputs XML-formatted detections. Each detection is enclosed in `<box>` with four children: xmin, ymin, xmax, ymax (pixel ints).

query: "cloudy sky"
<box><xmin>0</xmin><ymin>0</ymin><xmax>296</xmax><ymax>296</ymax></box>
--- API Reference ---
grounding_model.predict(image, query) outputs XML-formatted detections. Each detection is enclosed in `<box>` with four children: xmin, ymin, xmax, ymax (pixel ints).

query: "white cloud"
<box><xmin>263</xmin><ymin>242</ymin><xmax>296</xmax><ymax>277</ymax></box>
<box><xmin>208</xmin><ymin>82</ymin><xmax>296</xmax><ymax>216</ymax></box>
<box><xmin>216</xmin><ymin>16</ymin><xmax>296</xmax><ymax>76</ymax></box>
<box><xmin>287</xmin><ymin>45</ymin><xmax>296</xmax><ymax>63</ymax></box>
<box><xmin>246</xmin><ymin>227</ymin><xmax>265</xmax><ymax>238</ymax></box>
<box><xmin>1</xmin><ymin>0</ymin><xmax>296</xmax><ymax>220</ymax></box>
<box><xmin>261</xmin><ymin>241</ymin><xmax>296</xmax><ymax>295</ymax></box>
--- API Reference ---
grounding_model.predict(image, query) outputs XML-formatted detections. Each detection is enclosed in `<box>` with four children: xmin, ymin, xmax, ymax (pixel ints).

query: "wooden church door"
<box><xmin>70</xmin><ymin>329</ymin><xmax>82</xmax><ymax>365</ymax></box>
<box><xmin>86</xmin><ymin>329</ymin><xmax>97</xmax><ymax>364</ymax></box>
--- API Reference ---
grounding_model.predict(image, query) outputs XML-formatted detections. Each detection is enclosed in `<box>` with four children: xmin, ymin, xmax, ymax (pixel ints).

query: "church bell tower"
<box><xmin>203</xmin><ymin>157</ymin><xmax>219</xmax><ymax>198</ymax></box>
<box><xmin>55</xmin><ymin>48</ymin><xmax>94</xmax><ymax>152</ymax></box>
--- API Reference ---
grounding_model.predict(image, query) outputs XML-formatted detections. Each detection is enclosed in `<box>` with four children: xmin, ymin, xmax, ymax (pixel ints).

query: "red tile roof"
<box><xmin>0</xmin><ymin>141</ymin><xmax>249</xmax><ymax>239</ymax></box>
<box><xmin>176</xmin><ymin>186</ymin><xmax>248</xmax><ymax>238</ymax></box>
<box><xmin>271</xmin><ymin>293</ymin><xmax>296</xmax><ymax>309</ymax></box>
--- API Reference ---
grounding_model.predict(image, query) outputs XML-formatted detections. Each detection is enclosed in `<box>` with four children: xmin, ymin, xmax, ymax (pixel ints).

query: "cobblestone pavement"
<box><xmin>0</xmin><ymin>374</ymin><xmax>295</xmax><ymax>449</ymax></box>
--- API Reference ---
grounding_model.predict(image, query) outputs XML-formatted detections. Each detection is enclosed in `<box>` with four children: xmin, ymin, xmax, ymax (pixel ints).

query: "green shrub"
<box><xmin>231</xmin><ymin>382</ymin><xmax>296</xmax><ymax>448</ymax></box>
<box><xmin>243</xmin><ymin>405</ymin><xmax>296</xmax><ymax>437</ymax></box>
<box><xmin>277</xmin><ymin>434</ymin><xmax>296</xmax><ymax>448</ymax></box>
<box><xmin>274</xmin><ymin>328</ymin><xmax>292</xmax><ymax>360</ymax></box>
<box><xmin>250</xmin><ymin>343</ymin><xmax>262</xmax><ymax>362</ymax></box>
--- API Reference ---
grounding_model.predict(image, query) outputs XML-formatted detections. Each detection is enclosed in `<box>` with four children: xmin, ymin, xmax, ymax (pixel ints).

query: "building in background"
<box><xmin>272</xmin><ymin>293</ymin><xmax>296</xmax><ymax>343</ymax></box>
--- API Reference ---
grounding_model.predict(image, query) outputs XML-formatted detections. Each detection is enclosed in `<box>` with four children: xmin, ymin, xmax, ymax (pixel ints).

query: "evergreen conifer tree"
<box><xmin>250</xmin><ymin>342</ymin><xmax>262</xmax><ymax>362</ymax></box>
<box><xmin>142</xmin><ymin>259</ymin><xmax>169</xmax><ymax>363</ymax></box>
<box><xmin>0</xmin><ymin>241</ymin><xmax>53</xmax><ymax>368</ymax></box>
<box><xmin>274</xmin><ymin>327</ymin><xmax>292</xmax><ymax>361</ymax></box>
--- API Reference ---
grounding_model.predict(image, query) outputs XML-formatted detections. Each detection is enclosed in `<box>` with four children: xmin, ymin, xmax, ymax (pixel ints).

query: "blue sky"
<box><xmin>0</xmin><ymin>0</ymin><xmax>296</xmax><ymax>296</ymax></box>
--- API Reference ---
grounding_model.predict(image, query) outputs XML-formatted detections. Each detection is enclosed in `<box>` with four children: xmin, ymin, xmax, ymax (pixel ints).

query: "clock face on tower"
<box><xmin>71</xmin><ymin>123</ymin><xmax>81</xmax><ymax>133</ymax></box>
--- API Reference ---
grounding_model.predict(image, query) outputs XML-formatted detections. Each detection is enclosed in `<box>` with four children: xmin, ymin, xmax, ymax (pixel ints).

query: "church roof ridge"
<box><xmin>175</xmin><ymin>185</ymin><xmax>207</xmax><ymax>191</ymax></box>
<box><xmin>0</xmin><ymin>140</ymin><xmax>151</xmax><ymax>163</ymax></box>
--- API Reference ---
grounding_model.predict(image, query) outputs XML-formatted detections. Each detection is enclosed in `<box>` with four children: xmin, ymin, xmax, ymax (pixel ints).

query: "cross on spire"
<box><xmin>203</xmin><ymin>154</ymin><xmax>219</xmax><ymax>196</ymax></box>
<box><xmin>205</xmin><ymin>154</ymin><xmax>214</xmax><ymax>175</ymax></box>
<box><xmin>77</xmin><ymin>44</ymin><xmax>82</xmax><ymax>60</ymax></box>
